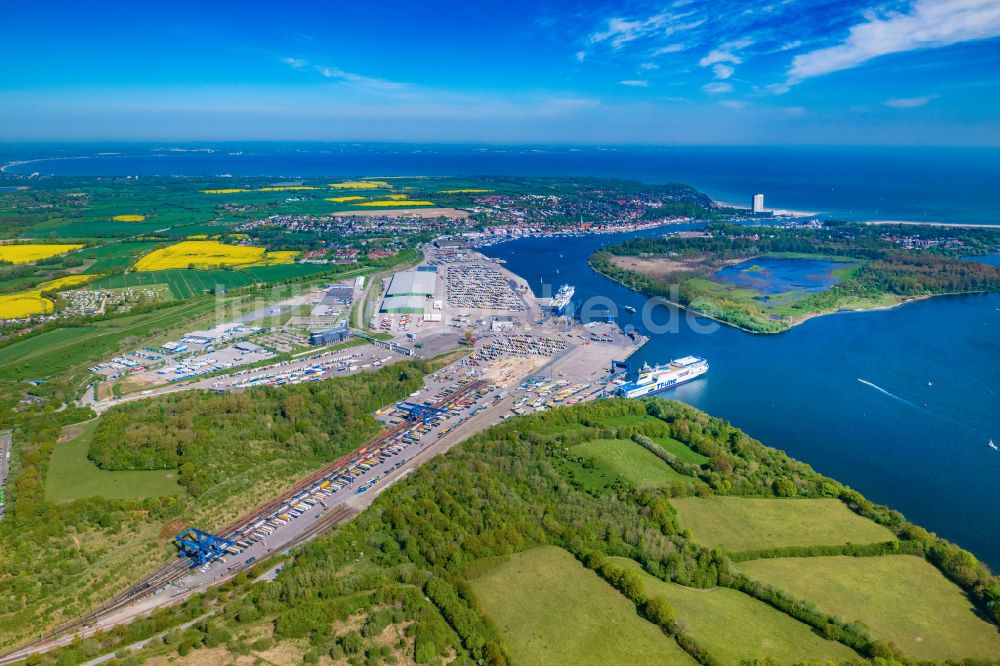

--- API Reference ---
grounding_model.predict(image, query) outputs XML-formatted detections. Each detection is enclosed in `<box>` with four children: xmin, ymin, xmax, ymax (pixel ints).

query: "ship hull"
<box><xmin>620</xmin><ymin>371</ymin><xmax>703</xmax><ymax>398</ymax></box>
<box><xmin>616</xmin><ymin>359</ymin><xmax>708</xmax><ymax>399</ymax></box>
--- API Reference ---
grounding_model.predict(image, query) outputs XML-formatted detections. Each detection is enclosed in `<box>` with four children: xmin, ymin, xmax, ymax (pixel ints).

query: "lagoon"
<box><xmin>712</xmin><ymin>256</ymin><xmax>851</xmax><ymax>295</ymax></box>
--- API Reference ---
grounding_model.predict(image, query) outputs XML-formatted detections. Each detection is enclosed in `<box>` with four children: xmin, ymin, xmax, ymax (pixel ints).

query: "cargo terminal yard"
<box><xmin>0</xmin><ymin>242</ymin><xmax>647</xmax><ymax>664</ymax></box>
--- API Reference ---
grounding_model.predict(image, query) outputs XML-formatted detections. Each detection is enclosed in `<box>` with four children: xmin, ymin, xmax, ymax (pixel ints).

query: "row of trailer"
<box><xmin>212</xmin><ymin>380</ymin><xmax>493</xmax><ymax>564</ymax></box>
<box><xmin>223</xmin><ymin>352</ymin><xmax>390</xmax><ymax>390</ymax></box>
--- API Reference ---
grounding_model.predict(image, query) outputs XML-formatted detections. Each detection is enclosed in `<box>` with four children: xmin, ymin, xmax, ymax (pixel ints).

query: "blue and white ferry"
<box><xmin>615</xmin><ymin>356</ymin><xmax>708</xmax><ymax>398</ymax></box>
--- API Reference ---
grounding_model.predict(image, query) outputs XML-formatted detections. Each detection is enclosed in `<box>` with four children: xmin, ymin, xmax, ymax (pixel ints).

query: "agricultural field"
<box><xmin>0</xmin><ymin>290</ymin><xmax>53</xmax><ymax>318</ymax></box>
<box><xmin>571</xmin><ymin>437</ymin><xmax>686</xmax><ymax>488</ymax></box>
<box><xmin>0</xmin><ymin>243</ymin><xmax>84</xmax><ymax>264</ymax></box>
<box><xmin>46</xmin><ymin>419</ymin><xmax>184</xmax><ymax>502</ymax></box>
<box><xmin>471</xmin><ymin>547</ymin><xmax>694</xmax><ymax>666</ymax></box>
<box><xmin>0</xmin><ymin>297</ymin><xmax>223</xmax><ymax>380</ymax></box>
<box><xmin>0</xmin><ymin>273</ymin><xmax>100</xmax><ymax>318</ymax></box>
<box><xmin>611</xmin><ymin>557</ymin><xmax>856</xmax><ymax>665</ymax></box>
<box><xmin>92</xmin><ymin>262</ymin><xmax>333</xmax><ymax>299</ymax></box>
<box><xmin>77</xmin><ymin>241</ymin><xmax>165</xmax><ymax>273</ymax></box>
<box><xmin>671</xmin><ymin>497</ymin><xmax>895</xmax><ymax>552</ymax></box>
<box><xmin>131</xmin><ymin>240</ymin><xmax>298</xmax><ymax>271</ymax></box>
<box><xmin>329</xmin><ymin>180</ymin><xmax>391</xmax><ymax>189</ymax></box>
<box><xmin>355</xmin><ymin>199</ymin><xmax>436</xmax><ymax>207</ymax></box>
<box><xmin>738</xmin><ymin>555</ymin><xmax>1000</xmax><ymax>661</ymax></box>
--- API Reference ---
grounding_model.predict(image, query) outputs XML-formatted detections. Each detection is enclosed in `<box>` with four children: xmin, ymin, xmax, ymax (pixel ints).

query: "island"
<box><xmin>591</xmin><ymin>221</ymin><xmax>1000</xmax><ymax>333</ymax></box>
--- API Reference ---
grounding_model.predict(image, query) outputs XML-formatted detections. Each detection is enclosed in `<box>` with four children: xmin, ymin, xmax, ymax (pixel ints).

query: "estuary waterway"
<box><xmin>480</xmin><ymin>229</ymin><xmax>1000</xmax><ymax>569</ymax></box>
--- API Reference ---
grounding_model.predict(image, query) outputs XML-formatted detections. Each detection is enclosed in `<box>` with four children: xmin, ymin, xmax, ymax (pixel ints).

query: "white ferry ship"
<box><xmin>548</xmin><ymin>284</ymin><xmax>575</xmax><ymax>315</ymax></box>
<box><xmin>615</xmin><ymin>356</ymin><xmax>708</xmax><ymax>398</ymax></box>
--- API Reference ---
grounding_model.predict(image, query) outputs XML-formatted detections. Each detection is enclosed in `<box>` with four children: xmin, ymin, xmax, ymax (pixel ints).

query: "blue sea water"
<box><xmin>713</xmin><ymin>257</ymin><xmax>847</xmax><ymax>295</ymax></box>
<box><xmin>480</xmin><ymin>229</ymin><xmax>1000</xmax><ymax>570</ymax></box>
<box><xmin>3</xmin><ymin>143</ymin><xmax>1000</xmax><ymax>224</ymax></box>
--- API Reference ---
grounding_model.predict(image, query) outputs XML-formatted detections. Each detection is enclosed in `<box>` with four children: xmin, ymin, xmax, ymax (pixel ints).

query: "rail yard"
<box><xmin>0</xmin><ymin>241</ymin><xmax>645</xmax><ymax>664</ymax></box>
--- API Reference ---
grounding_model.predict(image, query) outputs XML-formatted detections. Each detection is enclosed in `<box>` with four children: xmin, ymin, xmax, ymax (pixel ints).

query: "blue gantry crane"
<box><xmin>175</xmin><ymin>527</ymin><xmax>236</xmax><ymax>567</ymax></box>
<box><xmin>396</xmin><ymin>401</ymin><xmax>448</xmax><ymax>424</ymax></box>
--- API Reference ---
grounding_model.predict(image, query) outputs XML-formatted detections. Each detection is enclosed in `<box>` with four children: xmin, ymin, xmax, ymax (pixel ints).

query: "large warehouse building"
<box><xmin>380</xmin><ymin>269</ymin><xmax>437</xmax><ymax>313</ymax></box>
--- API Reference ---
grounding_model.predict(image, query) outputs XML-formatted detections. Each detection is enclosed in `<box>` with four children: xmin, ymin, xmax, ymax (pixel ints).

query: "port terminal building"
<box><xmin>380</xmin><ymin>268</ymin><xmax>438</xmax><ymax>314</ymax></box>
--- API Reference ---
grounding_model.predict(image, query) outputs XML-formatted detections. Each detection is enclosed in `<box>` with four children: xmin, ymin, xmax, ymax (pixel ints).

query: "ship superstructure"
<box><xmin>548</xmin><ymin>284</ymin><xmax>575</xmax><ymax>315</ymax></box>
<box><xmin>615</xmin><ymin>356</ymin><xmax>708</xmax><ymax>398</ymax></box>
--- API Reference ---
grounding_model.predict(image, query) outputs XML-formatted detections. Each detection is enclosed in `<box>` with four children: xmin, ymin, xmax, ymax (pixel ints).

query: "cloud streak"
<box><xmin>788</xmin><ymin>0</ymin><xmax>1000</xmax><ymax>84</ymax></box>
<box><xmin>884</xmin><ymin>95</ymin><xmax>936</xmax><ymax>107</ymax></box>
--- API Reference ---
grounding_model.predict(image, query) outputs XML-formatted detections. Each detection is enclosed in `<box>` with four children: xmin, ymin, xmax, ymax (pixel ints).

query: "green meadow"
<box><xmin>739</xmin><ymin>555</ymin><xmax>1000</xmax><ymax>661</ymax></box>
<box><xmin>670</xmin><ymin>496</ymin><xmax>895</xmax><ymax>552</ymax></box>
<box><xmin>611</xmin><ymin>557</ymin><xmax>856</xmax><ymax>665</ymax></box>
<box><xmin>46</xmin><ymin>419</ymin><xmax>184</xmax><ymax>502</ymax></box>
<box><xmin>471</xmin><ymin>547</ymin><xmax>693</xmax><ymax>666</ymax></box>
<box><xmin>571</xmin><ymin>438</ymin><xmax>687</xmax><ymax>488</ymax></box>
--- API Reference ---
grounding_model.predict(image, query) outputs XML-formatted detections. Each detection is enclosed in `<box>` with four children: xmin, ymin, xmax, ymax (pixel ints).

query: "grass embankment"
<box><xmin>739</xmin><ymin>555</ymin><xmax>1000</xmax><ymax>661</ymax></box>
<box><xmin>671</xmin><ymin>496</ymin><xmax>895</xmax><ymax>552</ymax></box>
<box><xmin>611</xmin><ymin>557</ymin><xmax>856</xmax><ymax>665</ymax></box>
<box><xmin>472</xmin><ymin>547</ymin><xmax>694</xmax><ymax>666</ymax></box>
<box><xmin>46</xmin><ymin>419</ymin><xmax>183</xmax><ymax>502</ymax></box>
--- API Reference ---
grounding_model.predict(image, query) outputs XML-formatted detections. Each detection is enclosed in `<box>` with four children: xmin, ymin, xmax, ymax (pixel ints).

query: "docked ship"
<box><xmin>548</xmin><ymin>284</ymin><xmax>575</xmax><ymax>316</ymax></box>
<box><xmin>615</xmin><ymin>356</ymin><xmax>708</xmax><ymax>398</ymax></box>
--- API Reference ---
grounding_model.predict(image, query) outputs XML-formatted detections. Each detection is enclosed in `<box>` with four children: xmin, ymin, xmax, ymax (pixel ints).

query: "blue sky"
<box><xmin>2</xmin><ymin>0</ymin><xmax>999</xmax><ymax>144</ymax></box>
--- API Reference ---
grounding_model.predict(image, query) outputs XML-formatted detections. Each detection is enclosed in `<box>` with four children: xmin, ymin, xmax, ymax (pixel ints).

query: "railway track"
<box><xmin>0</xmin><ymin>378</ymin><xmax>488</xmax><ymax>664</ymax></box>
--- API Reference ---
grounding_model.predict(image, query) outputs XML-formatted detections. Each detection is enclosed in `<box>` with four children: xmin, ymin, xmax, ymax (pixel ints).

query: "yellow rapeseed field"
<box><xmin>326</xmin><ymin>196</ymin><xmax>367</xmax><ymax>203</ymax></box>
<box><xmin>385</xmin><ymin>194</ymin><xmax>408</xmax><ymax>200</ymax></box>
<box><xmin>439</xmin><ymin>189</ymin><xmax>493</xmax><ymax>194</ymax></box>
<box><xmin>258</xmin><ymin>186</ymin><xmax>319</xmax><ymax>192</ymax></box>
<box><xmin>38</xmin><ymin>274</ymin><xmax>101</xmax><ymax>290</ymax></box>
<box><xmin>201</xmin><ymin>188</ymin><xmax>249</xmax><ymax>194</ymax></box>
<box><xmin>0</xmin><ymin>292</ymin><xmax>51</xmax><ymax>319</ymax></box>
<box><xmin>329</xmin><ymin>181</ymin><xmax>391</xmax><ymax>189</ymax></box>
<box><xmin>0</xmin><ymin>244</ymin><xmax>84</xmax><ymax>265</ymax></box>
<box><xmin>112</xmin><ymin>214</ymin><xmax>146</xmax><ymax>222</ymax></box>
<box><xmin>132</xmin><ymin>241</ymin><xmax>298</xmax><ymax>271</ymax></box>
<box><xmin>355</xmin><ymin>200</ymin><xmax>435</xmax><ymax>207</ymax></box>
<box><xmin>0</xmin><ymin>274</ymin><xmax>101</xmax><ymax>319</ymax></box>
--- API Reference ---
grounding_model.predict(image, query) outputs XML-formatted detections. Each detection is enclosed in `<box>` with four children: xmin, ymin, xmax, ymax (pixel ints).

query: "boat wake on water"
<box><xmin>858</xmin><ymin>379</ymin><xmax>998</xmax><ymax>453</ymax></box>
<box><xmin>857</xmin><ymin>378</ymin><xmax>921</xmax><ymax>409</ymax></box>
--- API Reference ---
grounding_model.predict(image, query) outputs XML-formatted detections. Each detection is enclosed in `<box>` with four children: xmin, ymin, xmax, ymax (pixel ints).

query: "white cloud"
<box><xmin>282</xmin><ymin>57</ymin><xmax>405</xmax><ymax>92</ymax></box>
<box><xmin>591</xmin><ymin>14</ymin><xmax>668</xmax><ymax>49</ymax></box>
<box><xmin>703</xmin><ymin>81</ymin><xmax>733</xmax><ymax>94</ymax></box>
<box><xmin>699</xmin><ymin>39</ymin><xmax>752</xmax><ymax>67</ymax></box>
<box><xmin>651</xmin><ymin>43</ymin><xmax>687</xmax><ymax>55</ymax></box>
<box><xmin>315</xmin><ymin>65</ymin><xmax>406</xmax><ymax>91</ymax></box>
<box><xmin>576</xmin><ymin>50</ymin><xmax>587</xmax><ymax>62</ymax></box>
<box><xmin>713</xmin><ymin>63</ymin><xmax>735</xmax><ymax>79</ymax></box>
<box><xmin>720</xmin><ymin>99</ymin><xmax>746</xmax><ymax>109</ymax></box>
<box><xmin>779</xmin><ymin>40</ymin><xmax>803</xmax><ymax>52</ymax></box>
<box><xmin>639</xmin><ymin>62</ymin><xmax>660</xmax><ymax>70</ymax></box>
<box><xmin>620</xmin><ymin>79</ymin><xmax>650</xmax><ymax>87</ymax></box>
<box><xmin>884</xmin><ymin>95</ymin><xmax>936</xmax><ymax>107</ymax></box>
<box><xmin>788</xmin><ymin>0</ymin><xmax>1000</xmax><ymax>84</ymax></box>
